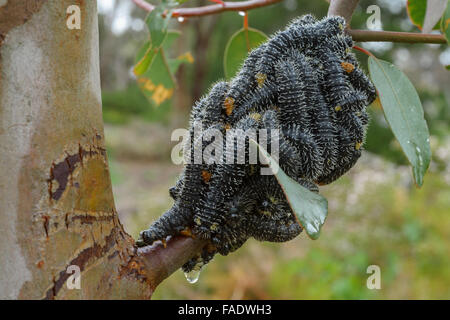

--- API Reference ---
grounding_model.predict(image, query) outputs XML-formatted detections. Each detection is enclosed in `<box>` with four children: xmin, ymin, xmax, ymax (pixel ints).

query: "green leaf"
<box><xmin>146</xmin><ymin>6</ymin><xmax>172</xmax><ymax>47</ymax></box>
<box><xmin>249</xmin><ymin>139</ymin><xmax>328</xmax><ymax>240</ymax></box>
<box><xmin>368</xmin><ymin>56</ymin><xmax>431</xmax><ymax>187</ymax></box>
<box><xmin>167</xmin><ymin>52</ymin><xmax>194</xmax><ymax>74</ymax></box>
<box><xmin>133</xmin><ymin>44</ymin><xmax>158</xmax><ymax>76</ymax></box>
<box><xmin>441</xmin><ymin>0</ymin><xmax>450</xmax><ymax>44</ymax></box>
<box><xmin>408</xmin><ymin>0</ymin><xmax>444</xmax><ymax>30</ymax></box>
<box><xmin>136</xmin><ymin>49</ymin><xmax>175</xmax><ymax>106</ymax></box>
<box><xmin>134</xmin><ymin>31</ymin><xmax>192</xmax><ymax>106</ymax></box>
<box><xmin>133</xmin><ymin>29</ymin><xmax>180</xmax><ymax>77</ymax></box>
<box><xmin>407</xmin><ymin>0</ymin><xmax>428</xmax><ymax>30</ymax></box>
<box><xmin>224</xmin><ymin>27</ymin><xmax>268</xmax><ymax>79</ymax></box>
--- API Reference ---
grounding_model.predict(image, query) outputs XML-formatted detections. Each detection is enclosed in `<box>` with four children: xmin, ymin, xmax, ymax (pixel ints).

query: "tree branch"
<box><xmin>327</xmin><ymin>0</ymin><xmax>360</xmax><ymax>25</ymax></box>
<box><xmin>348</xmin><ymin>29</ymin><xmax>447</xmax><ymax>44</ymax></box>
<box><xmin>131</xmin><ymin>0</ymin><xmax>283</xmax><ymax>18</ymax></box>
<box><xmin>137</xmin><ymin>236</ymin><xmax>208</xmax><ymax>289</ymax></box>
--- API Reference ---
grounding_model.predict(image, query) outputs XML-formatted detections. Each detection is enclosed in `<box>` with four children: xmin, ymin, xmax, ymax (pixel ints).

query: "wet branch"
<box><xmin>137</xmin><ymin>236</ymin><xmax>207</xmax><ymax>289</ymax></box>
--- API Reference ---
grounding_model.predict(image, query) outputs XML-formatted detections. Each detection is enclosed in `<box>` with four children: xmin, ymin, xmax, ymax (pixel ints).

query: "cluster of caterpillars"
<box><xmin>136</xmin><ymin>15</ymin><xmax>376</xmax><ymax>273</ymax></box>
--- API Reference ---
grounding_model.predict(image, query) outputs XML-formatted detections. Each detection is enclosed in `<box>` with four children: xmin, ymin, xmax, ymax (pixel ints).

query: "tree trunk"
<box><xmin>0</xmin><ymin>0</ymin><xmax>157</xmax><ymax>299</ymax></box>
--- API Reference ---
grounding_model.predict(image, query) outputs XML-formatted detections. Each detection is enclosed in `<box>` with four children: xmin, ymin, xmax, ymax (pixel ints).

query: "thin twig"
<box><xmin>348</xmin><ymin>29</ymin><xmax>447</xmax><ymax>44</ymax></box>
<box><xmin>137</xmin><ymin>236</ymin><xmax>207</xmax><ymax>289</ymax></box>
<box><xmin>132</xmin><ymin>0</ymin><xmax>282</xmax><ymax>18</ymax></box>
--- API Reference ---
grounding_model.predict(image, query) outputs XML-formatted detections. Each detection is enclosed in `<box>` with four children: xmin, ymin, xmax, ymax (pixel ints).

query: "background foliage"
<box><xmin>98</xmin><ymin>0</ymin><xmax>450</xmax><ymax>299</ymax></box>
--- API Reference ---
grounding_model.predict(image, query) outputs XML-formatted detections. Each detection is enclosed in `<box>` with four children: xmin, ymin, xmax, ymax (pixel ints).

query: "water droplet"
<box><xmin>184</xmin><ymin>269</ymin><xmax>201</xmax><ymax>284</ymax></box>
<box><xmin>305</xmin><ymin>221</ymin><xmax>320</xmax><ymax>239</ymax></box>
<box><xmin>177</xmin><ymin>16</ymin><xmax>185</xmax><ymax>23</ymax></box>
<box><xmin>238</xmin><ymin>11</ymin><xmax>246</xmax><ymax>16</ymax></box>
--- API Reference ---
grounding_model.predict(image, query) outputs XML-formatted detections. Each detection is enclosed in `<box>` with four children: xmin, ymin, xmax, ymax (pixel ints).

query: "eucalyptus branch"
<box><xmin>348</xmin><ymin>29</ymin><xmax>447</xmax><ymax>44</ymax></box>
<box><xmin>131</xmin><ymin>0</ymin><xmax>283</xmax><ymax>18</ymax></box>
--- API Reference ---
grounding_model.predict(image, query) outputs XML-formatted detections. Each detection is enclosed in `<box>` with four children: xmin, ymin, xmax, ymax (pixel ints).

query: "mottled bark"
<box><xmin>0</xmin><ymin>0</ymin><xmax>198</xmax><ymax>300</ymax></box>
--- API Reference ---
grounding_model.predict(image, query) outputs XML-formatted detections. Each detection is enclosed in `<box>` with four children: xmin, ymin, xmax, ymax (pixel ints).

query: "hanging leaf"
<box><xmin>223</xmin><ymin>27</ymin><xmax>268</xmax><ymax>79</ymax></box>
<box><xmin>407</xmin><ymin>0</ymin><xmax>428</xmax><ymax>30</ymax></box>
<box><xmin>368</xmin><ymin>56</ymin><xmax>431</xmax><ymax>187</ymax></box>
<box><xmin>249</xmin><ymin>139</ymin><xmax>328</xmax><ymax>240</ymax></box>
<box><xmin>167</xmin><ymin>52</ymin><xmax>194</xmax><ymax>74</ymax></box>
<box><xmin>135</xmin><ymin>31</ymin><xmax>193</xmax><ymax>106</ymax></box>
<box><xmin>441</xmin><ymin>0</ymin><xmax>450</xmax><ymax>44</ymax></box>
<box><xmin>134</xmin><ymin>44</ymin><xmax>158</xmax><ymax>76</ymax></box>
<box><xmin>407</xmin><ymin>0</ymin><xmax>444</xmax><ymax>31</ymax></box>
<box><xmin>422</xmin><ymin>0</ymin><xmax>448</xmax><ymax>33</ymax></box>
<box><xmin>146</xmin><ymin>5</ymin><xmax>172</xmax><ymax>47</ymax></box>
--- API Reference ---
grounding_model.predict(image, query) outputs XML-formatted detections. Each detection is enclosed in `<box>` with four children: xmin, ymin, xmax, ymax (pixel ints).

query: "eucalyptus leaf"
<box><xmin>407</xmin><ymin>0</ymin><xmax>443</xmax><ymax>30</ymax></box>
<box><xmin>223</xmin><ymin>27</ymin><xmax>267</xmax><ymax>79</ymax></box>
<box><xmin>441</xmin><ymin>0</ymin><xmax>450</xmax><ymax>44</ymax></box>
<box><xmin>146</xmin><ymin>5</ymin><xmax>172</xmax><ymax>47</ymax></box>
<box><xmin>249</xmin><ymin>139</ymin><xmax>328</xmax><ymax>240</ymax></box>
<box><xmin>368</xmin><ymin>56</ymin><xmax>431</xmax><ymax>187</ymax></box>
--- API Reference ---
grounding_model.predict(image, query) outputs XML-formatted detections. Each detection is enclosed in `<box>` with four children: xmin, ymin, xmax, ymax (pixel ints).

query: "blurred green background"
<box><xmin>98</xmin><ymin>0</ymin><xmax>450</xmax><ymax>299</ymax></box>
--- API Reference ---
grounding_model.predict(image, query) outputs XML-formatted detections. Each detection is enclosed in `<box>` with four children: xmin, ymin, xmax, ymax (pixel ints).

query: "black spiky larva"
<box><xmin>137</xmin><ymin>15</ymin><xmax>376</xmax><ymax>273</ymax></box>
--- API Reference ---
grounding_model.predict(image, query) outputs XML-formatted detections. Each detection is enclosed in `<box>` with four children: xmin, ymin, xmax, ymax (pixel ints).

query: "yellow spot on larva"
<box><xmin>255</xmin><ymin>73</ymin><xmax>267</xmax><ymax>88</ymax></box>
<box><xmin>339</xmin><ymin>23</ymin><xmax>345</xmax><ymax>31</ymax></box>
<box><xmin>210</xmin><ymin>223</ymin><xmax>219</xmax><ymax>231</ymax></box>
<box><xmin>341</xmin><ymin>61</ymin><xmax>355</xmax><ymax>73</ymax></box>
<box><xmin>335</xmin><ymin>105</ymin><xmax>342</xmax><ymax>111</ymax></box>
<box><xmin>355</xmin><ymin>141</ymin><xmax>363</xmax><ymax>150</ymax></box>
<box><xmin>194</xmin><ymin>217</ymin><xmax>201</xmax><ymax>225</ymax></box>
<box><xmin>180</xmin><ymin>227</ymin><xmax>194</xmax><ymax>238</ymax></box>
<box><xmin>269</xmin><ymin>196</ymin><xmax>278</xmax><ymax>204</ymax></box>
<box><xmin>258</xmin><ymin>209</ymin><xmax>271</xmax><ymax>216</ymax></box>
<box><xmin>225</xmin><ymin>123</ymin><xmax>231</xmax><ymax>131</ymax></box>
<box><xmin>249</xmin><ymin>112</ymin><xmax>261</xmax><ymax>121</ymax></box>
<box><xmin>201</xmin><ymin>170</ymin><xmax>212</xmax><ymax>183</ymax></box>
<box><xmin>224</xmin><ymin>97</ymin><xmax>235</xmax><ymax>116</ymax></box>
